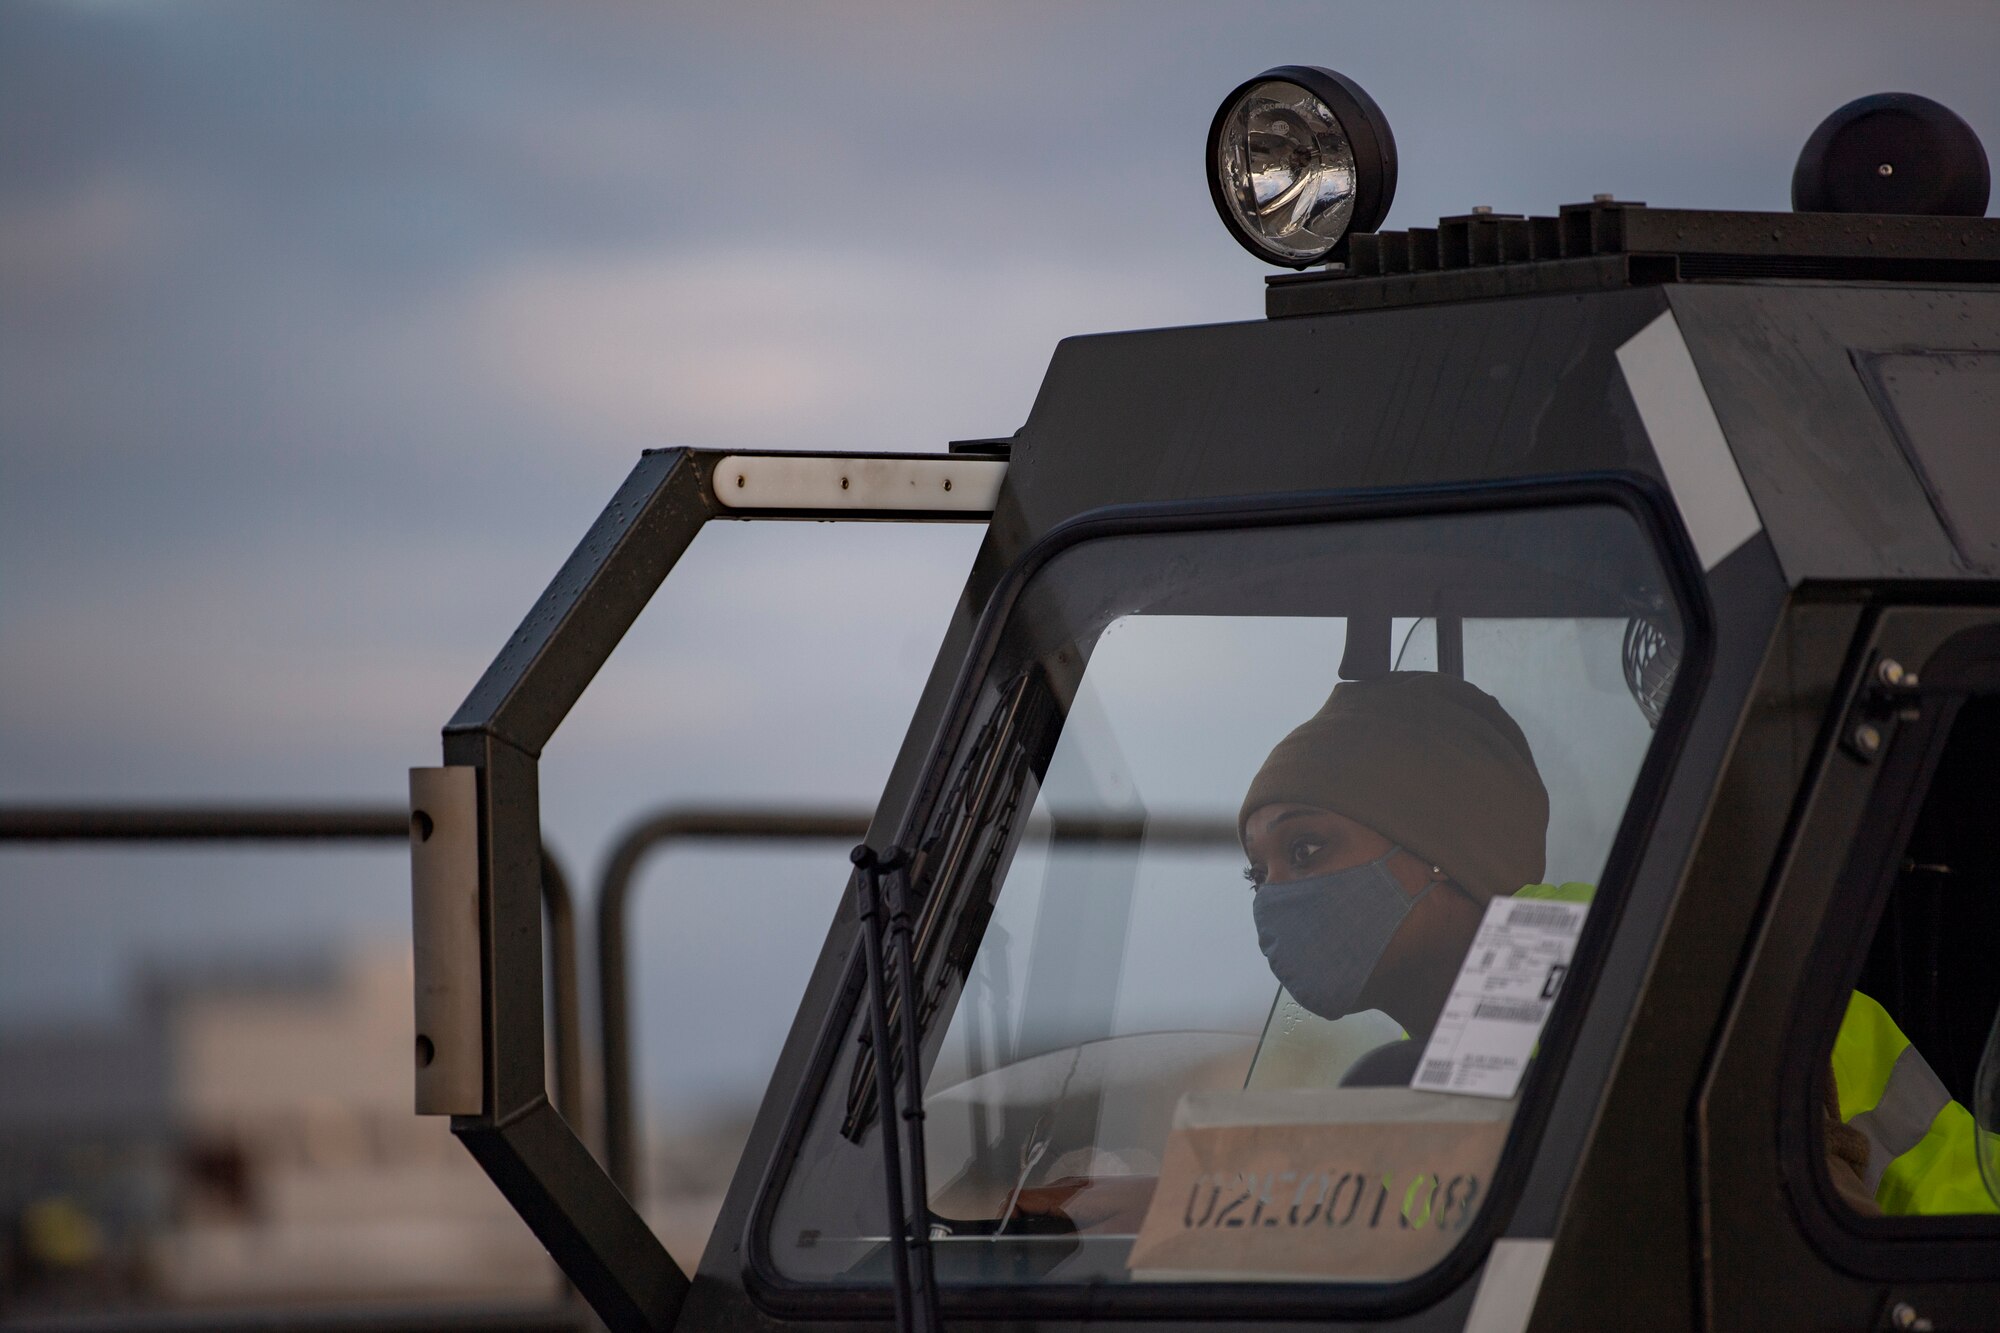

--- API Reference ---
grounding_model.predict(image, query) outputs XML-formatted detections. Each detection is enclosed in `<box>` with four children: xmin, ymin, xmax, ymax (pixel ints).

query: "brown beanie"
<box><xmin>1238</xmin><ymin>672</ymin><xmax>1549</xmax><ymax>903</ymax></box>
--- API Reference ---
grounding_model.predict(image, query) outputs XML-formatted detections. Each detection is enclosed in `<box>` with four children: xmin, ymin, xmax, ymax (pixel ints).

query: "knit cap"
<box><xmin>1238</xmin><ymin>671</ymin><xmax>1549</xmax><ymax>903</ymax></box>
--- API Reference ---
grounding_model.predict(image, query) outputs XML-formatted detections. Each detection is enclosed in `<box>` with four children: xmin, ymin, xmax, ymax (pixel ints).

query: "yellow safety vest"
<box><xmin>1513</xmin><ymin>883</ymin><xmax>1994</xmax><ymax>1217</ymax></box>
<box><xmin>1832</xmin><ymin>992</ymin><xmax>1997</xmax><ymax>1217</ymax></box>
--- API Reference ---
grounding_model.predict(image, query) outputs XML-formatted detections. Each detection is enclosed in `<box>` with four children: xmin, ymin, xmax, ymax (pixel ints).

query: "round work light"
<box><xmin>1207</xmin><ymin>66</ymin><xmax>1398</xmax><ymax>268</ymax></box>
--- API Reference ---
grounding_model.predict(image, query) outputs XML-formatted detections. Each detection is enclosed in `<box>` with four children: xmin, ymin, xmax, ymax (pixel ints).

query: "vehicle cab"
<box><xmin>413</xmin><ymin>72</ymin><xmax>2000</xmax><ymax>1333</ymax></box>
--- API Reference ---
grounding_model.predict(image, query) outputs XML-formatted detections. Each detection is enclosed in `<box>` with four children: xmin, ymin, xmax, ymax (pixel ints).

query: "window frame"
<box><xmin>1781</xmin><ymin>618</ymin><xmax>2000</xmax><ymax>1278</ymax></box>
<box><xmin>744</xmin><ymin>473</ymin><xmax>1714</xmax><ymax>1322</ymax></box>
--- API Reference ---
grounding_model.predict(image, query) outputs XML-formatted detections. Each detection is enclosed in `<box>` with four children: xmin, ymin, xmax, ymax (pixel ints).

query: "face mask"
<box><xmin>1251</xmin><ymin>848</ymin><xmax>1432</xmax><ymax>1020</ymax></box>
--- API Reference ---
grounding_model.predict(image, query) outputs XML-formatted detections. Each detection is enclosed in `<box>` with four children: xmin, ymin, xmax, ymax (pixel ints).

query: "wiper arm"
<box><xmin>852</xmin><ymin>843</ymin><xmax>942</xmax><ymax>1333</ymax></box>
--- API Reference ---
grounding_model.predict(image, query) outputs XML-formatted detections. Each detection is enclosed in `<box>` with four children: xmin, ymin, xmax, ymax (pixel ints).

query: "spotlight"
<box><xmin>1208</xmin><ymin>66</ymin><xmax>1397</xmax><ymax>267</ymax></box>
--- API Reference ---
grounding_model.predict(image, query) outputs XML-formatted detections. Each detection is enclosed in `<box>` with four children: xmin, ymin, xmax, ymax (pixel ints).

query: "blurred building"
<box><xmin>1</xmin><ymin>940</ymin><xmax>555</xmax><ymax>1314</ymax></box>
<box><xmin>0</xmin><ymin>1019</ymin><xmax>171</xmax><ymax>1308</ymax></box>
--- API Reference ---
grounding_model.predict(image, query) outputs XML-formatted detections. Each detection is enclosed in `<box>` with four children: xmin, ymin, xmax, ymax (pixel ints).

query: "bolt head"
<box><xmin>1878</xmin><ymin>658</ymin><xmax>1906</xmax><ymax>686</ymax></box>
<box><xmin>1854</xmin><ymin>723</ymin><xmax>1884</xmax><ymax>754</ymax></box>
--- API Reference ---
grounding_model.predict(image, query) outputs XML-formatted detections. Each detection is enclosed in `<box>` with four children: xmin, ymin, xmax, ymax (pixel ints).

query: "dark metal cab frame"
<box><xmin>425</xmin><ymin>202</ymin><xmax>2000</xmax><ymax>1332</ymax></box>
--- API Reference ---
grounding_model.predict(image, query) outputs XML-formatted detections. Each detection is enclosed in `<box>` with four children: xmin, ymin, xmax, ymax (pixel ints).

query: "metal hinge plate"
<box><xmin>409</xmin><ymin>766</ymin><xmax>482</xmax><ymax>1115</ymax></box>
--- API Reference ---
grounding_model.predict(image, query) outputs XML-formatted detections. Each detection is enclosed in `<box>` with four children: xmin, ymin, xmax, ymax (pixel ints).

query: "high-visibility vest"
<box><xmin>1513</xmin><ymin>884</ymin><xmax>1994</xmax><ymax>1216</ymax></box>
<box><xmin>1833</xmin><ymin>991</ymin><xmax>1997</xmax><ymax>1216</ymax></box>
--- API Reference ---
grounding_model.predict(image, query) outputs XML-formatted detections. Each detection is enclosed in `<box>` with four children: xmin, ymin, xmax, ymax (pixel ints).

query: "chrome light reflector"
<box><xmin>1208</xmin><ymin>66</ymin><xmax>1397</xmax><ymax>267</ymax></box>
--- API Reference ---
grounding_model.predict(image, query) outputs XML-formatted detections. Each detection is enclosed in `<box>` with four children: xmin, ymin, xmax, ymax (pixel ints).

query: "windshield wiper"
<box><xmin>852</xmin><ymin>843</ymin><xmax>942</xmax><ymax>1333</ymax></box>
<box><xmin>842</xmin><ymin>671</ymin><xmax>1046</xmax><ymax>1142</ymax></box>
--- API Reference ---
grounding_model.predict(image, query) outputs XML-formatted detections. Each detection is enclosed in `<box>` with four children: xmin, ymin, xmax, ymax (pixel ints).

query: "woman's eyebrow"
<box><xmin>1266</xmin><ymin>809</ymin><xmax>1322</xmax><ymax>830</ymax></box>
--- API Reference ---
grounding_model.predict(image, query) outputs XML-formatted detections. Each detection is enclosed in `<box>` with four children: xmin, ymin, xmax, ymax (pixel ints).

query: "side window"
<box><xmin>1822</xmin><ymin>692</ymin><xmax>2000</xmax><ymax>1219</ymax></box>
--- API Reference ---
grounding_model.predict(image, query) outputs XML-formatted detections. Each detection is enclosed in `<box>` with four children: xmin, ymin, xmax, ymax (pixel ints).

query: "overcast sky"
<box><xmin>3</xmin><ymin>2</ymin><xmax>1995</xmax><ymax>1120</ymax></box>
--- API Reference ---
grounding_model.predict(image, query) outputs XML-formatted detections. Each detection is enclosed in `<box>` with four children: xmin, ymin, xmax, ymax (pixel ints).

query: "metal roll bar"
<box><xmin>429</xmin><ymin>447</ymin><xmax>1005</xmax><ymax>1330</ymax></box>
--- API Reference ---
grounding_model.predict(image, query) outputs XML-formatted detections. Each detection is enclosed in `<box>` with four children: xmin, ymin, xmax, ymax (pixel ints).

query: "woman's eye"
<box><xmin>1287</xmin><ymin>838</ymin><xmax>1325</xmax><ymax>869</ymax></box>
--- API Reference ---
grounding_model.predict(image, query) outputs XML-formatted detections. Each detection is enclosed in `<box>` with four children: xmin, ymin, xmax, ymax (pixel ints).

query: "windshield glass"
<box><xmin>763</xmin><ymin>497</ymin><xmax>1691</xmax><ymax>1295</ymax></box>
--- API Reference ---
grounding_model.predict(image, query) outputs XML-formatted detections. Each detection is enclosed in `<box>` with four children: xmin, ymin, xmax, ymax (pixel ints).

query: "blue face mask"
<box><xmin>1251</xmin><ymin>849</ymin><xmax>1432</xmax><ymax>1020</ymax></box>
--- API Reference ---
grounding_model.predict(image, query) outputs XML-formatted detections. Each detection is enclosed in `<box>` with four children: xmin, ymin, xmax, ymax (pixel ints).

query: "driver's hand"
<box><xmin>1011</xmin><ymin>1175</ymin><xmax>1159</xmax><ymax>1233</ymax></box>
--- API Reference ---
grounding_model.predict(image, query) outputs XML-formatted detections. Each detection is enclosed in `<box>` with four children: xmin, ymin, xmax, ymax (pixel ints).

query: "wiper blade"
<box><xmin>842</xmin><ymin>672</ymin><xmax>1045</xmax><ymax>1141</ymax></box>
<box><xmin>909</xmin><ymin>671</ymin><xmax>1042</xmax><ymax>963</ymax></box>
<box><xmin>852</xmin><ymin>844</ymin><xmax>941</xmax><ymax>1333</ymax></box>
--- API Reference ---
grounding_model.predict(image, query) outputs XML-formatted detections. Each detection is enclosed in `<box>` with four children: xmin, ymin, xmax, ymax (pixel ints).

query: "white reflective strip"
<box><xmin>1616</xmin><ymin>310</ymin><xmax>1762</xmax><ymax>570</ymax></box>
<box><xmin>713</xmin><ymin>454</ymin><xmax>1006</xmax><ymax>512</ymax></box>
<box><xmin>1851</xmin><ymin>1041</ymin><xmax>1954</xmax><ymax>1194</ymax></box>
<box><xmin>1463</xmin><ymin>1238</ymin><xmax>1554</xmax><ymax>1333</ymax></box>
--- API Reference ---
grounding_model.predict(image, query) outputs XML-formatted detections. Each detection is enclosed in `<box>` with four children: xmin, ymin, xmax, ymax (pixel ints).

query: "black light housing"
<box><xmin>1207</xmin><ymin>65</ymin><xmax>1398</xmax><ymax>268</ymax></box>
<box><xmin>1792</xmin><ymin>92</ymin><xmax>1990</xmax><ymax>217</ymax></box>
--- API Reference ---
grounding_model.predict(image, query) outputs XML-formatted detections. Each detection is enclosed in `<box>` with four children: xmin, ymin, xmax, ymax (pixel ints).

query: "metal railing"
<box><xmin>3</xmin><ymin>800</ymin><xmax>1244</xmax><ymax>1320</ymax></box>
<box><xmin>0</xmin><ymin>1304</ymin><xmax>586</xmax><ymax>1333</ymax></box>
<box><xmin>0</xmin><ymin>805</ymin><xmax>584</xmax><ymax>1131</ymax></box>
<box><xmin>0</xmin><ymin>804</ymin><xmax>590</xmax><ymax>1333</ymax></box>
<box><xmin>592</xmin><ymin>807</ymin><xmax>1241</xmax><ymax>1205</ymax></box>
<box><xmin>594</xmin><ymin>808</ymin><xmax>872</xmax><ymax>1202</ymax></box>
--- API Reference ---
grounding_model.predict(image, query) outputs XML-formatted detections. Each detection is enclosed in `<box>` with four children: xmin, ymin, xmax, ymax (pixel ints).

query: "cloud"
<box><xmin>4</xmin><ymin>0</ymin><xmax>1998</xmax><ymax>1122</ymax></box>
<box><xmin>0</xmin><ymin>171</ymin><xmax>168</xmax><ymax>292</ymax></box>
<box><xmin>455</xmin><ymin>245</ymin><xmax>1243</xmax><ymax>453</ymax></box>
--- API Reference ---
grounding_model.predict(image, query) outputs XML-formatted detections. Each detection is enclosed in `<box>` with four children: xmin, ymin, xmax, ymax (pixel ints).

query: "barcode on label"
<box><xmin>1472</xmin><ymin>1000</ymin><xmax>1546</xmax><ymax>1024</ymax></box>
<box><xmin>1507</xmin><ymin>903</ymin><xmax>1582</xmax><ymax>932</ymax></box>
<box><xmin>1417</xmin><ymin>1059</ymin><xmax>1455</xmax><ymax>1087</ymax></box>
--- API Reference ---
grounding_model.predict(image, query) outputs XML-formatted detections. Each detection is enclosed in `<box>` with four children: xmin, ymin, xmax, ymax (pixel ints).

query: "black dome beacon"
<box><xmin>1792</xmin><ymin>91</ymin><xmax>1990</xmax><ymax>218</ymax></box>
<box><xmin>417</xmin><ymin>69</ymin><xmax>2000</xmax><ymax>1333</ymax></box>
